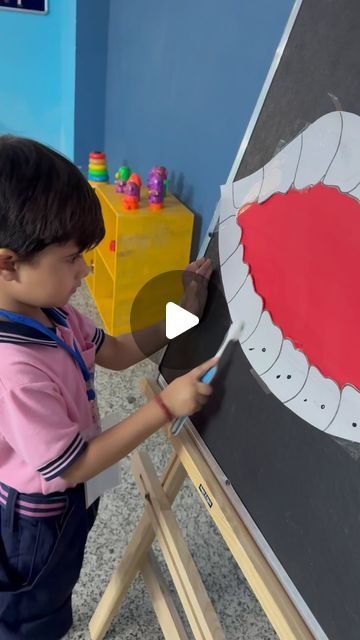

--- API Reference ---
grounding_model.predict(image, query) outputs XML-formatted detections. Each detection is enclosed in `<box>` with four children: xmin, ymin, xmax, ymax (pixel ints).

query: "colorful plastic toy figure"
<box><xmin>148</xmin><ymin>173</ymin><xmax>164</xmax><ymax>210</ymax></box>
<box><xmin>147</xmin><ymin>165</ymin><xmax>169</xmax><ymax>197</ymax></box>
<box><xmin>123</xmin><ymin>173</ymin><xmax>142</xmax><ymax>210</ymax></box>
<box><xmin>114</xmin><ymin>165</ymin><xmax>131</xmax><ymax>193</ymax></box>
<box><xmin>147</xmin><ymin>167</ymin><xmax>156</xmax><ymax>188</ymax></box>
<box><xmin>158</xmin><ymin>166</ymin><xmax>168</xmax><ymax>195</ymax></box>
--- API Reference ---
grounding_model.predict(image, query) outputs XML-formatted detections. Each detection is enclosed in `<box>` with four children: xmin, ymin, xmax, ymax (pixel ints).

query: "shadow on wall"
<box><xmin>169</xmin><ymin>170</ymin><xmax>202</xmax><ymax>260</ymax></box>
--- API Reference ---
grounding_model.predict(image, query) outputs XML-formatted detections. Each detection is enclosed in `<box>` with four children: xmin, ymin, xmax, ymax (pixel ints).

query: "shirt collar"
<box><xmin>0</xmin><ymin>307</ymin><xmax>69</xmax><ymax>347</ymax></box>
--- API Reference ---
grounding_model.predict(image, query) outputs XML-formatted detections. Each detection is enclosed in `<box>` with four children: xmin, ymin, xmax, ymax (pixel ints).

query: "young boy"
<box><xmin>0</xmin><ymin>136</ymin><xmax>216</xmax><ymax>640</ymax></box>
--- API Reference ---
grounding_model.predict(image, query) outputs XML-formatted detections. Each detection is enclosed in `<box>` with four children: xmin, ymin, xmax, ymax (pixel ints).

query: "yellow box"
<box><xmin>86</xmin><ymin>183</ymin><xmax>194</xmax><ymax>335</ymax></box>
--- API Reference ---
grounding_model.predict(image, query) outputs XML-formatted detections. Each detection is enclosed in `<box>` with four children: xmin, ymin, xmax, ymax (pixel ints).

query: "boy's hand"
<box><xmin>160</xmin><ymin>357</ymin><xmax>218</xmax><ymax>417</ymax></box>
<box><xmin>180</xmin><ymin>257</ymin><xmax>213</xmax><ymax>320</ymax></box>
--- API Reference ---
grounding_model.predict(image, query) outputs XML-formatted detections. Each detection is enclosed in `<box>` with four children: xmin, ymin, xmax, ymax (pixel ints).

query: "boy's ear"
<box><xmin>0</xmin><ymin>249</ymin><xmax>19</xmax><ymax>281</ymax></box>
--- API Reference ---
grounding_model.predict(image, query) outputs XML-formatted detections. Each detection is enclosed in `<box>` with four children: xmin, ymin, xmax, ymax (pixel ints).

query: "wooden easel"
<box><xmin>89</xmin><ymin>377</ymin><xmax>314</xmax><ymax>640</ymax></box>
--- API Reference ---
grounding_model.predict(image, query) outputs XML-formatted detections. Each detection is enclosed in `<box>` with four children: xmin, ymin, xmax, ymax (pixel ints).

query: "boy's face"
<box><xmin>0</xmin><ymin>241</ymin><xmax>91</xmax><ymax>308</ymax></box>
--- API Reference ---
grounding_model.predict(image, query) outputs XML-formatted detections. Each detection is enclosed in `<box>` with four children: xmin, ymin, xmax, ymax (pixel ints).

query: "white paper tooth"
<box><xmin>220</xmin><ymin>244</ymin><xmax>249</xmax><ymax>300</ymax></box>
<box><xmin>285</xmin><ymin>366</ymin><xmax>340</xmax><ymax>430</ymax></box>
<box><xmin>258</xmin><ymin>135</ymin><xmax>302</xmax><ymax>203</ymax></box>
<box><xmin>241</xmin><ymin>310</ymin><xmax>283</xmax><ymax>375</ymax></box>
<box><xmin>219</xmin><ymin>183</ymin><xmax>238</xmax><ymax>222</ymax></box>
<box><xmin>233</xmin><ymin>168</ymin><xmax>263</xmax><ymax>208</ymax></box>
<box><xmin>218</xmin><ymin>216</ymin><xmax>241</xmax><ymax>263</ymax></box>
<box><xmin>294</xmin><ymin>111</ymin><xmax>342</xmax><ymax>189</ymax></box>
<box><xmin>324</xmin><ymin>112</ymin><xmax>360</xmax><ymax>192</ymax></box>
<box><xmin>261</xmin><ymin>339</ymin><xmax>309</xmax><ymax>403</ymax></box>
<box><xmin>228</xmin><ymin>275</ymin><xmax>263</xmax><ymax>343</ymax></box>
<box><xmin>325</xmin><ymin>386</ymin><xmax>360</xmax><ymax>443</ymax></box>
<box><xmin>348</xmin><ymin>182</ymin><xmax>360</xmax><ymax>202</ymax></box>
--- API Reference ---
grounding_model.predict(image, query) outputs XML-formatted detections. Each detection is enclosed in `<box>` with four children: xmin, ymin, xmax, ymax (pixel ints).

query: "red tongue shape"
<box><xmin>238</xmin><ymin>183</ymin><xmax>360</xmax><ymax>390</ymax></box>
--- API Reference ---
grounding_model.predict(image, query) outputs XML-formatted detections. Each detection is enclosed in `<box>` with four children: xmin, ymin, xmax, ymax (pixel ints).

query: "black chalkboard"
<box><xmin>159</xmin><ymin>1</ymin><xmax>360</xmax><ymax>638</ymax></box>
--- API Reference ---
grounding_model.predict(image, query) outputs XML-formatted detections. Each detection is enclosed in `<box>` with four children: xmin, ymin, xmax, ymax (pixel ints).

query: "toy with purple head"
<box><xmin>148</xmin><ymin>173</ymin><xmax>164</xmax><ymax>210</ymax></box>
<box><xmin>147</xmin><ymin>165</ymin><xmax>169</xmax><ymax>197</ymax></box>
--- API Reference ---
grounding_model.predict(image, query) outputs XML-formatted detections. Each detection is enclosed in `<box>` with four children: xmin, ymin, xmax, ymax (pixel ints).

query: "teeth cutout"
<box><xmin>232</xmin><ymin>168</ymin><xmax>264</xmax><ymax>209</ymax></box>
<box><xmin>259</xmin><ymin>134</ymin><xmax>302</xmax><ymax>202</ymax></box>
<box><xmin>348</xmin><ymin>182</ymin><xmax>360</xmax><ymax>200</ymax></box>
<box><xmin>218</xmin><ymin>111</ymin><xmax>360</xmax><ymax>444</ymax></box>
<box><xmin>221</xmin><ymin>244</ymin><xmax>249</xmax><ymax>300</ymax></box>
<box><xmin>294</xmin><ymin>111</ymin><xmax>342</xmax><ymax>189</ymax></box>
<box><xmin>227</xmin><ymin>275</ymin><xmax>263</xmax><ymax>343</ymax></box>
<box><xmin>242</xmin><ymin>311</ymin><xmax>283</xmax><ymax>375</ymax></box>
<box><xmin>285</xmin><ymin>367</ymin><xmax>340</xmax><ymax>430</ymax></box>
<box><xmin>261</xmin><ymin>339</ymin><xmax>309</xmax><ymax>403</ymax></box>
<box><xmin>218</xmin><ymin>216</ymin><xmax>241</xmax><ymax>263</ymax></box>
<box><xmin>326</xmin><ymin>386</ymin><xmax>360</xmax><ymax>443</ymax></box>
<box><xmin>324</xmin><ymin>112</ymin><xmax>360</xmax><ymax>193</ymax></box>
<box><xmin>219</xmin><ymin>183</ymin><xmax>238</xmax><ymax>222</ymax></box>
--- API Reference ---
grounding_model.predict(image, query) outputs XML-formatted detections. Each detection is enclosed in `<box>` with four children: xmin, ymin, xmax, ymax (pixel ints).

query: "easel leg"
<box><xmin>132</xmin><ymin>449</ymin><xmax>225</xmax><ymax>640</ymax></box>
<box><xmin>141</xmin><ymin>549</ymin><xmax>188</xmax><ymax>640</ymax></box>
<box><xmin>89</xmin><ymin>452</ymin><xmax>186</xmax><ymax>640</ymax></box>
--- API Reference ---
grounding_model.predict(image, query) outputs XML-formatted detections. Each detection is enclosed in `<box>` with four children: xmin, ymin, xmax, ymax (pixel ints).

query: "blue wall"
<box><xmin>104</xmin><ymin>0</ymin><xmax>294</xmax><ymax>252</ymax></box>
<box><xmin>0</xmin><ymin>0</ymin><xmax>76</xmax><ymax>158</ymax></box>
<box><xmin>0</xmin><ymin>0</ymin><xmax>294</xmax><ymax>243</ymax></box>
<box><xmin>74</xmin><ymin>0</ymin><xmax>109</xmax><ymax>172</ymax></box>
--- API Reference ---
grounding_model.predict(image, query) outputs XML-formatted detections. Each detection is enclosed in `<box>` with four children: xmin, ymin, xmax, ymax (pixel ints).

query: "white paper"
<box><xmin>260</xmin><ymin>339</ymin><xmax>309</xmax><ymax>403</ymax></box>
<box><xmin>326</xmin><ymin>385</ymin><xmax>360</xmax><ymax>443</ymax></box>
<box><xmin>258</xmin><ymin>134</ymin><xmax>302</xmax><ymax>202</ymax></box>
<box><xmin>85</xmin><ymin>412</ymin><xmax>124</xmax><ymax>507</ymax></box>
<box><xmin>220</xmin><ymin>243</ymin><xmax>249</xmax><ymax>300</ymax></box>
<box><xmin>324</xmin><ymin>111</ymin><xmax>360</xmax><ymax>192</ymax></box>
<box><xmin>227</xmin><ymin>274</ymin><xmax>263</xmax><ymax>342</ymax></box>
<box><xmin>232</xmin><ymin>167</ymin><xmax>263</xmax><ymax>208</ymax></box>
<box><xmin>218</xmin><ymin>215</ymin><xmax>241</xmax><ymax>263</ymax></box>
<box><xmin>242</xmin><ymin>310</ymin><xmax>283</xmax><ymax>375</ymax></box>
<box><xmin>294</xmin><ymin>111</ymin><xmax>342</xmax><ymax>189</ymax></box>
<box><xmin>285</xmin><ymin>366</ymin><xmax>340</xmax><ymax>431</ymax></box>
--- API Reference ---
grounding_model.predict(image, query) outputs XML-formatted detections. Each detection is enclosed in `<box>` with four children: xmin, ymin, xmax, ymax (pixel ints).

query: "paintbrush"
<box><xmin>170</xmin><ymin>320</ymin><xmax>244</xmax><ymax>436</ymax></box>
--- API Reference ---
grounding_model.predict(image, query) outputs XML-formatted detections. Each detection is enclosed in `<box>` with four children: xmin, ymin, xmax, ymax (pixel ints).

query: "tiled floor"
<box><xmin>64</xmin><ymin>283</ymin><xmax>276</xmax><ymax>640</ymax></box>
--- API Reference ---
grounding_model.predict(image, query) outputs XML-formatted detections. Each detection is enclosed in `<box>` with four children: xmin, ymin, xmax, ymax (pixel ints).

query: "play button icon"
<box><xmin>129</xmin><ymin>268</ymin><xmax>226</xmax><ymax>370</ymax></box>
<box><xmin>165</xmin><ymin>302</ymin><xmax>199</xmax><ymax>339</ymax></box>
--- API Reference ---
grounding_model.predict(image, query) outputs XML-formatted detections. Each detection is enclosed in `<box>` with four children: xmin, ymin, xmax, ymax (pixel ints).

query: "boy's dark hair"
<box><xmin>0</xmin><ymin>135</ymin><xmax>105</xmax><ymax>258</ymax></box>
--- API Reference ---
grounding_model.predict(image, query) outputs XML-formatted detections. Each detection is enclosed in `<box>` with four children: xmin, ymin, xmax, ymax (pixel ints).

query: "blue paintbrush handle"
<box><xmin>170</xmin><ymin>320</ymin><xmax>244</xmax><ymax>437</ymax></box>
<box><xmin>171</xmin><ymin>364</ymin><xmax>218</xmax><ymax>436</ymax></box>
<box><xmin>200</xmin><ymin>365</ymin><xmax>218</xmax><ymax>384</ymax></box>
<box><xmin>171</xmin><ymin>415</ymin><xmax>187</xmax><ymax>436</ymax></box>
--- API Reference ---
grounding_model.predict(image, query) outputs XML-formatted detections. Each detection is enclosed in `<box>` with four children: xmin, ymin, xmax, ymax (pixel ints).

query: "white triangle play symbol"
<box><xmin>165</xmin><ymin>302</ymin><xmax>199</xmax><ymax>339</ymax></box>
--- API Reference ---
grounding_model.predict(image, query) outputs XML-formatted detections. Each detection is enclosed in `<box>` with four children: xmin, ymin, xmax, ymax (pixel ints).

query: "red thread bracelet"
<box><xmin>154</xmin><ymin>394</ymin><xmax>174</xmax><ymax>422</ymax></box>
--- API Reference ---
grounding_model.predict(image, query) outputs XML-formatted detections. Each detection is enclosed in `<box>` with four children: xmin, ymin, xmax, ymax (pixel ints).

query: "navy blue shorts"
<box><xmin>0</xmin><ymin>482</ymin><xmax>99</xmax><ymax>640</ymax></box>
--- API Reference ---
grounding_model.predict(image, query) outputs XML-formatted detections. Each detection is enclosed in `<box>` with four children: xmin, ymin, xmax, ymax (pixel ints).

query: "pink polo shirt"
<box><xmin>0</xmin><ymin>305</ymin><xmax>105</xmax><ymax>495</ymax></box>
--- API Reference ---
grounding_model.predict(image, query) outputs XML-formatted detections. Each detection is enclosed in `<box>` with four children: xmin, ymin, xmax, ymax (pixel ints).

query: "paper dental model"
<box><xmin>219</xmin><ymin>111</ymin><xmax>360</xmax><ymax>443</ymax></box>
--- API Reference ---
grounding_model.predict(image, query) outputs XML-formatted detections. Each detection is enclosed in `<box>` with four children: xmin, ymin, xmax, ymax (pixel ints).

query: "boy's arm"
<box><xmin>95</xmin><ymin>321</ymin><xmax>167</xmax><ymax>371</ymax></box>
<box><xmin>61</xmin><ymin>355</ymin><xmax>216</xmax><ymax>484</ymax></box>
<box><xmin>95</xmin><ymin>257</ymin><xmax>213</xmax><ymax>370</ymax></box>
<box><xmin>61</xmin><ymin>397</ymin><xmax>167</xmax><ymax>484</ymax></box>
